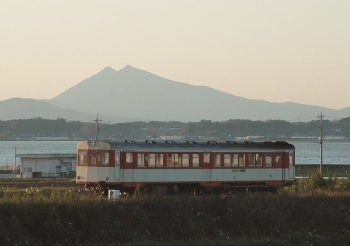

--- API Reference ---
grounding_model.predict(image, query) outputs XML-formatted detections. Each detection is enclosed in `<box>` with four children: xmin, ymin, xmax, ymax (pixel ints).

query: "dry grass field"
<box><xmin>0</xmin><ymin>173</ymin><xmax>349</xmax><ymax>246</ymax></box>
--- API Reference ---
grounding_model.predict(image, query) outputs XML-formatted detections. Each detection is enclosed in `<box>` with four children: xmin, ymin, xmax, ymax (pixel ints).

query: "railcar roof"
<box><xmin>106</xmin><ymin>140</ymin><xmax>295</xmax><ymax>150</ymax></box>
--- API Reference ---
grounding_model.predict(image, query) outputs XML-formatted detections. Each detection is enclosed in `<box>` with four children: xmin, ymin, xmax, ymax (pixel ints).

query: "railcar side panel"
<box><xmin>76</xmin><ymin>140</ymin><xmax>296</xmax><ymax>191</ymax></box>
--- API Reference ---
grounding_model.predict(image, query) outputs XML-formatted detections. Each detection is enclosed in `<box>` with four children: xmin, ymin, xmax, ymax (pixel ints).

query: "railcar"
<box><xmin>76</xmin><ymin>140</ymin><xmax>295</xmax><ymax>194</ymax></box>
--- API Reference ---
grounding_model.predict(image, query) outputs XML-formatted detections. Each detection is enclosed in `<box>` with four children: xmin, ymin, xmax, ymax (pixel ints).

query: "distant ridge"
<box><xmin>0</xmin><ymin>98</ymin><xmax>143</xmax><ymax>122</ymax></box>
<box><xmin>1</xmin><ymin>65</ymin><xmax>349</xmax><ymax>122</ymax></box>
<box><xmin>49</xmin><ymin>65</ymin><xmax>350</xmax><ymax>122</ymax></box>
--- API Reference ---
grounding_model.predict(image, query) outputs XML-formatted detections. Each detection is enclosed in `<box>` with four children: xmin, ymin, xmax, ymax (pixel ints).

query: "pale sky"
<box><xmin>0</xmin><ymin>1</ymin><xmax>349</xmax><ymax>109</ymax></box>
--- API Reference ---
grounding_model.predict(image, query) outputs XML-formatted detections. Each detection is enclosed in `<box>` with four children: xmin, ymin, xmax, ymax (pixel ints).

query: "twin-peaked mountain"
<box><xmin>1</xmin><ymin>65</ymin><xmax>350</xmax><ymax>122</ymax></box>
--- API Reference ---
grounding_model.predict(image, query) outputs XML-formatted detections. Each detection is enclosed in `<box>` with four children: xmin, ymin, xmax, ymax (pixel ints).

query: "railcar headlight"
<box><xmin>105</xmin><ymin>177</ymin><xmax>109</xmax><ymax>181</ymax></box>
<box><xmin>77</xmin><ymin>176</ymin><xmax>80</xmax><ymax>180</ymax></box>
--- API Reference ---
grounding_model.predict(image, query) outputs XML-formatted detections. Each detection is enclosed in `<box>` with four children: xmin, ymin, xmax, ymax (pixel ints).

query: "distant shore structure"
<box><xmin>291</xmin><ymin>136</ymin><xmax>346</xmax><ymax>140</ymax></box>
<box><xmin>31</xmin><ymin>137</ymin><xmax>70</xmax><ymax>141</ymax></box>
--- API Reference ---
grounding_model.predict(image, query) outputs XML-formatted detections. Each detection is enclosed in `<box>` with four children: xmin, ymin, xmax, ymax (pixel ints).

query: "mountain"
<box><xmin>49</xmin><ymin>65</ymin><xmax>350</xmax><ymax>122</ymax></box>
<box><xmin>0</xmin><ymin>98</ymin><xmax>140</xmax><ymax>122</ymax></box>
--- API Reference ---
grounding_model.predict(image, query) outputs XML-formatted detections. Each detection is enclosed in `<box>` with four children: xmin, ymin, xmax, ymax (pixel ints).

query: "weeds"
<box><xmin>1</xmin><ymin>179</ymin><xmax>350</xmax><ymax>245</ymax></box>
<box><xmin>296</xmin><ymin>168</ymin><xmax>350</xmax><ymax>192</ymax></box>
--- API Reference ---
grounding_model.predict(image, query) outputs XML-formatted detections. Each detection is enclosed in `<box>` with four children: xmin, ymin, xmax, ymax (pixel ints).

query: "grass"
<box><xmin>0</xmin><ymin>173</ymin><xmax>350</xmax><ymax>245</ymax></box>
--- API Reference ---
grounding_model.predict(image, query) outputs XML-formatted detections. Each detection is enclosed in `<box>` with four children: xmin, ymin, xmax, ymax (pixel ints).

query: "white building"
<box><xmin>16</xmin><ymin>154</ymin><xmax>76</xmax><ymax>178</ymax></box>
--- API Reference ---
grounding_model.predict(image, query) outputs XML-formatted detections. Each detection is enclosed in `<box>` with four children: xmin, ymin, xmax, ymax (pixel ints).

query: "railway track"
<box><xmin>0</xmin><ymin>178</ymin><xmax>76</xmax><ymax>189</ymax></box>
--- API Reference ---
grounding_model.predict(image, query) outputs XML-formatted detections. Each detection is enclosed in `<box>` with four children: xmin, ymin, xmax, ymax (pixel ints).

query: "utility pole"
<box><xmin>14</xmin><ymin>146</ymin><xmax>16</xmax><ymax>178</ymax></box>
<box><xmin>93</xmin><ymin>114</ymin><xmax>101</xmax><ymax>141</ymax></box>
<box><xmin>317</xmin><ymin>111</ymin><xmax>324</xmax><ymax>175</ymax></box>
<box><xmin>92</xmin><ymin>114</ymin><xmax>110</xmax><ymax>141</ymax></box>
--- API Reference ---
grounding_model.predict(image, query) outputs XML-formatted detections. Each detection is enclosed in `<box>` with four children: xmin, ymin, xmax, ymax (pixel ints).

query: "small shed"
<box><xmin>17</xmin><ymin>154</ymin><xmax>76</xmax><ymax>178</ymax></box>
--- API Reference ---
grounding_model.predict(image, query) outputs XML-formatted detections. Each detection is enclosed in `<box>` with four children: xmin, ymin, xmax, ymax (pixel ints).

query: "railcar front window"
<box><xmin>89</xmin><ymin>151</ymin><xmax>96</xmax><ymax>165</ymax></box>
<box><xmin>78</xmin><ymin>151</ymin><xmax>87</xmax><ymax>165</ymax></box>
<box><xmin>98</xmin><ymin>152</ymin><xmax>109</xmax><ymax>165</ymax></box>
<box><xmin>192</xmin><ymin>154</ymin><xmax>199</xmax><ymax>167</ymax></box>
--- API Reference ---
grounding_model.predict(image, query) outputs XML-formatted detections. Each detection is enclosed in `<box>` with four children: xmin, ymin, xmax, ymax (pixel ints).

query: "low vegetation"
<box><xmin>0</xmin><ymin>173</ymin><xmax>350</xmax><ymax>246</ymax></box>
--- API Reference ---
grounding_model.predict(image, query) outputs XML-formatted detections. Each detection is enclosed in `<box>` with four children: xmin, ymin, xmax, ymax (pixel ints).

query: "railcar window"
<box><xmin>266</xmin><ymin>154</ymin><xmax>272</xmax><ymax>167</ymax></box>
<box><xmin>276</xmin><ymin>154</ymin><xmax>282</xmax><ymax>164</ymax></box>
<box><xmin>192</xmin><ymin>154</ymin><xmax>199</xmax><ymax>167</ymax></box>
<box><xmin>126</xmin><ymin>153</ymin><xmax>133</xmax><ymax>163</ymax></box>
<box><xmin>215</xmin><ymin>154</ymin><xmax>221</xmax><ymax>167</ymax></box>
<box><xmin>78</xmin><ymin>151</ymin><xmax>87</xmax><ymax>165</ymax></box>
<box><xmin>149</xmin><ymin>154</ymin><xmax>156</xmax><ymax>167</ymax></box>
<box><xmin>182</xmin><ymin>154</ymin><xmax>189</xmax><ymax>167</ymax></box>
<box><xmin>248</xmin><ymin>153</ymin><xmax>255</xmax><ymax>166</ymax></box>
<box><xmin>224</xmin><ymin>154</ymin><xmax>231</xmax><ymax>167</ymax></box>
<box><xmin>137</xmin><ymin>154</ymin><xmax>145</xmax><ymax>167</ymax></box>
<box><xmin>167</xmin><ymin>154</ymin><xmax>174</xmax><ymax>167</ymax></box>
<box><xmin>89</xmin><ymin>151</ymin><xmax>96</xmax><ymax>165</ymax></box>
<box><xmin>156</xmin><ymin>154</ymin><xmax>163</xmax><ymax>167</ymax></box>
<box><xmin>115</xmin><ymin>153</ymin><xmax>120</xmax><ymax>166</ymax></box>
<box><xmin>233</xmin><ymin>154</ymin><xmax>238</xmax><ymax>167</ymax></box>
<box><xmin>255</xmin><ymin>154</ymin><xmax>262</xmax><ymax>167</ymax></box>
<box><xmin>238</xmin><ymin>154</ymin><xmax>245</xmax><ymax>167</ymax></box>
<box><xmin>174</xmin><ymin>154</ymin><xmax>181</xmax><ymax>167</ymax></box>
<box><xmin>204</xmin><ymin>153</ymin><xmax>210</xmax><ymax>163</ymax></box>
<box><xmin>289</xmin><ymin>152</ymin><xmax>294</xmax><ymax>165</ymax></box>
<box><xmin>98</xmin><ymin>152</ymin><xmax>109</xmax><ymax>165</ymax></box>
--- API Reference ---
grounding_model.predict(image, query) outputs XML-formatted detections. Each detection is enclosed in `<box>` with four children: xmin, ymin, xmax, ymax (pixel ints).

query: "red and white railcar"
<box><xmin>76</xmin><ymin>140</ymin><xmax>295</xmax><ymax>193</ymax></box>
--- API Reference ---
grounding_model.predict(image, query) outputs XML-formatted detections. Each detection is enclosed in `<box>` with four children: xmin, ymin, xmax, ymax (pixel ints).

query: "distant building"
<box><xmin>31</xmin><ymin>137</ymin><xmax>70</xmax><ymax>141</ymax></box>
<box><xmin>159</xmin><ymin>135</ymin><xmax>182</xmax><ymax>140</ymax></box>
<box><xmin>16</xmin><ymin>154</ymin><xmax>76</xmax><ymax>178</ymax></box>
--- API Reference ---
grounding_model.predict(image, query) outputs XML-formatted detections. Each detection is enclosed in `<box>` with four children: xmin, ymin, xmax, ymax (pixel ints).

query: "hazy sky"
<box><xmin>1</xmin><ymin>1</ymin><xmax>349</xmax><ymax>109</ymax></box>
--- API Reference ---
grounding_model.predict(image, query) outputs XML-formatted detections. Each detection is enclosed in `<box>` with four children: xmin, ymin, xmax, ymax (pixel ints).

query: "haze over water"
<box><xmin>0</xmin><ymin>141</ymin><xmax>349</xmax><ymax>166</ymax></box>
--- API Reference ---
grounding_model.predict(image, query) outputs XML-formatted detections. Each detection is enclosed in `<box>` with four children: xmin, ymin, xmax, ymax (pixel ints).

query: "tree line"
<box><xmin>0</xmin><ymin>116</ymin><xmax>350</xmax><ymax>140</ymax></box>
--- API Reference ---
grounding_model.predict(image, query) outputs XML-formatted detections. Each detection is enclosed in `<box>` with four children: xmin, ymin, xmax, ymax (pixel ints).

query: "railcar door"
<box><xmin>121</xmin><ymin>151</ymin><xmax>134</xmax><ymax>184</ymax></box>
<box><xmin>288</xmin><ymin>151</ymin><xmax>295</xmax><ymax>179</ymax></box>
<box><xmin>281</xmin><ymin>151</ymin><xmax>287</xmax><ymax>184</ymax></box>
<box><xmin>274</xmin><ymin>151</ymin><xmax>284</xmax><ymax>181</ymax></box>
<box><xmin>202</xmin><ymin>152</ymin><xmax>211</xmax><ymax>182</ymax></box>
<box><xmin>114</xmin><ymin>151</ymin><xmax>120</xmax><ymax>181</ymax></box>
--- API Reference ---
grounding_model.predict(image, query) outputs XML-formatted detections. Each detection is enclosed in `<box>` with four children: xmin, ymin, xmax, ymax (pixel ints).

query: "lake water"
<box><xmin>0</xmin><ymin>140</ymin><xmax>349</xmax><ymax>166</ymax></box>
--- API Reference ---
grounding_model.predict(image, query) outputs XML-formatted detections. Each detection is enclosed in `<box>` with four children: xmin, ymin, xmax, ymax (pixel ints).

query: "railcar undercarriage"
<box><xmin>80</xmin><ymin>181</ymin><xmax>288</xmax><ymax>195</ymax></box>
